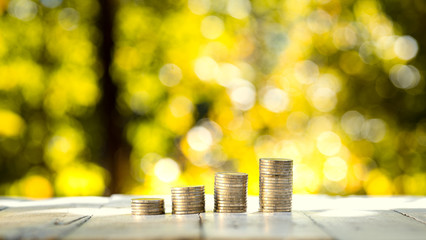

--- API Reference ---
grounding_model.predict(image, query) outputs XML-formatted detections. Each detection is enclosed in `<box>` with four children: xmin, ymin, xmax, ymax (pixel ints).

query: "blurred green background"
<box><xmin>0</xmin><ymin>0</ymin><xmax>425</xmax><ymax>198</ymax></box>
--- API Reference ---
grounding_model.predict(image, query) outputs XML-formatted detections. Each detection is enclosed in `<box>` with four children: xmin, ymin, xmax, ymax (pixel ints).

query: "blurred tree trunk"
<box><xmin>98</xmin><ymin>0</ymin><xmax>129</xmax><ymax>194</ymax></box>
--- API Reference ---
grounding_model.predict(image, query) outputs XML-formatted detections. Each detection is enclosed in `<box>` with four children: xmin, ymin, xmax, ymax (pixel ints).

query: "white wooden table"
<box><xmin>0</xmin><ymin>195</ymin><xmax>425</xmax><ymax>239</ymax></box>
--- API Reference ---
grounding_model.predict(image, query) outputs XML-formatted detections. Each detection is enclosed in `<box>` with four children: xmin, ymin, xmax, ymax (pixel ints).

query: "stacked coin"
<box><xmin>171</xmin><ymin>186</ymin><xmax>205</xmax><ymax>215</ymax></box>
<box><xmin>131</xmin><ymin>198</ymin><xmax>165</xmax><ymax>215</ymax></box>
<box><xmin>259</xmin><ymin>158</ymin><xmax>293</xmax><ymax>212</ymax></box>
<box><xmin>214</xmin><ymin>172</ymin><xmax>248</xmax><ymax>213</ymax></box>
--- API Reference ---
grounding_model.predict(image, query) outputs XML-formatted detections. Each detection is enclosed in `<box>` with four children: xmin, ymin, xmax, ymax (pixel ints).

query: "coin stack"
<box><xmin>171</xmin><ymin>186</ymin><xmax>205</xmax><ymax>215</ymax></box>
<box><xmin>259</xmin><ymin>158</ymin><xmax>293</xmax><ymax>212</ymax></box>
<box><xmin>214</xmin><ymin>172</ymin><xmax>248</xmax><ymax>213</ymax></box>
<box><xmin>131</xmin><ymin>198</ymin><xmax>165</xmax><ymax>215</ymax></box>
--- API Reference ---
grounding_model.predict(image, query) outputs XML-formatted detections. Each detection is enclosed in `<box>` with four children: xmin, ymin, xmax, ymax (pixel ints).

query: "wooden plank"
<box><xmin>305</xmin><ymin>209</ymin><xmax>426</xmax><ymax>240</ymax></box>
<box><xmin>0</xmin><ymin>195</ymin><xmax>425</xmax><ymax>240</ymax></box>
<box><xmin>395</xmin><ymin>209</ymin><xmax>426</xmax><ymax>225</ymax></box>
<box><xmin>64</xmin><ymin>195</ymin><xmax>202</xmax><ymax>240</ymax></box>
<box><xmin>200</xmin><ymin>211</ymin><xmax>332</xmax><ymax>240</ymax></box>
<box><xmin>201</xmin><ymin>194</ymin><xmax>331</xmax><ymax>239</ymax></box>
<box><xmin>394</xmin><ymin>197</ymin><xmax>426</xmax><ymax>225</ymax></box>
<box><xmin>0</xmin><ymin>197</ymin><xmax>107</xmax><ymax>239</ymax></box>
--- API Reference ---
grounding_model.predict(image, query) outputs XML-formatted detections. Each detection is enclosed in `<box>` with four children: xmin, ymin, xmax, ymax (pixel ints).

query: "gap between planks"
<box><xmin>393</xmin><ymin>209</ymin><xmax>426</xmax><ymax>226</ymax></box>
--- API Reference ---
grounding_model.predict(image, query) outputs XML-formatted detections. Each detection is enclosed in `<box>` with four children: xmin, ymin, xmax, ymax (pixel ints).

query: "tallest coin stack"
<box><xmin>259</xmin><ymin>158</ymin><xmax>293</xmax><ymax>212</ymax></box>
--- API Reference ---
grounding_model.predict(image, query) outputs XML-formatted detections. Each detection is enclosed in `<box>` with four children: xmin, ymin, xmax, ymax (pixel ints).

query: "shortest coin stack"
<box><xmin>131</xmin><ymin>198</ymin><xmax>165</xmax><ymax>215</ymax></box>
<box><xmin>171</xmin><ymin>185</ymin><xmax>205</xmax><ymax>215</ymax></box>
<box><xmin>214</xmin><ymin>172</ymin><xmax>248</xmax><ymax>213</ymax></box>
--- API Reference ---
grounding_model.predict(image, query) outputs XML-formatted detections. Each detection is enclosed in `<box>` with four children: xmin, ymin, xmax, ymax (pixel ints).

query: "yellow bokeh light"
<box><xmin>227</xmin><ymin>0</ymin><xmax>251</xmax><ymax>19</ymax></box>
<box><xmin>0</xmin><ymin>109</ymin><xmax>25</xmax><ymax>137</ymax></box>
<box><xmin>364</xmin><ymin>169</ymin><xmax>393</xmax><ymax>195</ymax></box>
<box><xmin>45</xmin><ymin>126</ymin><xmax>85</xmax><ymax>170</ymax></box>
<box><xmin>316</xmin><ymin>131</ymin><xmax>342</xmax><ymax>156</ymax></box>
<box><xmin>194</xmin><ymin>56</ymin><xmax>220</xmax><ymax>81</ymax></box>
<box><xmin>323</xmin><ymin>156</ymin><xmax>348</xmax><ymax>182</ymax></box>
<box><xmin>393</xmin><ymin>35</ymin><xmax>418</xmax><ymax>61</ymax></box>
<box><xmin>200</xmin><ymin>15</ymin><xmax>224</xmax><ymax>40</ymax></box>
<box><xmin>55</xmin><ymin>162</ymin><xmax>107</xmax><ymax>196</ymax></box>
<box><xmin>21</xmin><ymin>175</ymin><xmax>53</xmax><ymax>199</ymax></box>
<box><xmin>188</xmin><ymin>0</ymin><xmax>210</xmax><ymax>15</ymax></box>
<box><xmin>159</xmin><ymin>63</ymin><xmax>183</xmax><ymax>87</ymax></box>
<box><xmin>154</xmin><ymin>158</ymin><xmax>181</xmax><ymax>183</ymax></box>
<box><xmin>187</xmin><ymin>126</ymin><xmax>213</xmax><ymax>152</ymax></box>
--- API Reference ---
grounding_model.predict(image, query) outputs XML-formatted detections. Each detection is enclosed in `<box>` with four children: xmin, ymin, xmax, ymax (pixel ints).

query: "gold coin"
<box><xmin>214</xmin><ymin>198</ymin><xmax>246</xmax><ymax>202</ymax></box>
<box><xmin>214</xmin><ymin>182</ymin><xmax>248</xmax><ymax>187</ymax></box>
<box><xmin>215</xmin><ymin>172</ymin><xmax>248</xmax><ymax>178</ymax></box>
<box><xmin>260</xmin><ymin>167</ymin><xmax>292</xmax><ymax>171</ymax></box>
<box><xmin>132</xmin><ymin>212</ymin><xmax>165</xmax><ymax>215</ymax></box>
<box><xmin>259</xmin><ymin>172</ymin><xmax>293</xmax><ymax>177</ymax></box>
<box><xmin>260</xmin><ymin>167</ymin><xmax>293</xmax><ymax>171</ymax></box>
<box><xmin>131</xmin><ymin>198</ymin><xmax>164</xmax><ymax>203</ymax></box>
<box><xmin>214</xmin><ymin>205</ymin><xmax>246</xmax><ymax>209</ymax></box>
<box><xmin>172</xmin><ymin>185</ymin><xmax>204</xmax><ymax>190</ymax></box>
<box><xmin>260</xmin><ymin>175</ymin><xmax>293</xmax><ymax>179</ymax></box>
<box><xmin>259</xmin><ymin>195</ymin><xmax>293</xmax><ymax>199</ymax></box>
<box><xmin>215</xmin><ymin>190</ymin><xmax>247</xmax><ymax>193</ymax></box>
<box><xmin>172</xmin><ymin>199</ymin><xmax>204</xmax><ymax>203</ymax></box>
<box><xmin>214</xmin><ymin>201</ymin><xmax>246</xmax><ymax>205</ymax></box>
<box><xmin>131</xmin><ymin>202</ymin><xmax>164</xmax><ymax>205</ymax></box>
<box><xmin>172</xmin><ymin>198</ymin><xmax>205</xmax><ymax>202</ymax></box>
<box><xmin>172</xmin><ymin>206</ymin><xmax>205</xmax><ymax>210</ymax></box>
<box><xmin>214</xmin><ymin>209</ymin><xmax>246</xmax><ymax>213</ymax></box>
<box><xmin>172</xmin><ymin>193</ymin><xmax>205</xmax><ymax>197</ymax></box>
<box><xmin>260</xmin><ymin>187</ymin><xmax>293</xmax><ymax>191</ymax></box>
<box><xmin>131</xmin><ymin>206</ymin><xmax>164</xmax><ymax>209</ymax></box>
<box><xmin>260</xmin><ymin>209</ymin><xmax>291</xmax><ymax>213</ymax></box>
<box><xmin>171</xmin><ymin>193</ymin><xmax>204</xmax><ymax>197</ymax></box>
<box><xmin>172</xmin><ymin>198</ymin><xmax>204</xmax><ymax>202</ymax></box>
<box><xmin>214</xmin><ymin>184</ymin><xmax>247</xmax><ymax>188</ymax></box>
<box><xmin>215</xmin><ymin>203</ymin><xmax>246</xmax><ymax>207</ymax></box>
<box><xmin>214</xmin><ymin>187</ymin><xmax>247</xmax><ymax>193</ymax></box>
<box><xmin>260</xmin><ymin>200</ymin><xmax>292</xmax><ymax>204</ymax></box>
<box><xmin>215</xmin><ymin>185</ymin><xmax>247</xmax><ymax>189</ymax></box>
<box><xmin>260</xmin><ymin>207</ymin><xmax>292</xmax><ymax>210</ymax></box>
<box><xmin>259</xmin><ymin>158</ymin><xmax>293</xmax><ymax>162</ymax></box>
<box><xmin>131</xmin><ymin>205</ymin><xmax>164</xmax><ymax>209</ymax></box>
<box><xmin>260</xmin><ymin>162</ymin><xmax>293</xmax><ymax>165</ymax></box>
<box><xmin>260</xmin><ymin>181</ymin><xmax>293</xmax><ymax>185</ymax></box>
<box><xmin>214</xmin><ymin>180</ymin><xmax>248</xmax><ymax>185</ymax></box>
<box><xmin>172</xmin><ymin>210</ymin><xmax>204</xmax><ymax>215</ymax></box>
<box><xmin>171</xmin><ymin>191</ymin><xmax>205</xmax><ymax>195</ymax></box>
<box><xmin>260</xmin><ymin>175</ymin><xmax>292</xmax><ymax>179</ymax></box>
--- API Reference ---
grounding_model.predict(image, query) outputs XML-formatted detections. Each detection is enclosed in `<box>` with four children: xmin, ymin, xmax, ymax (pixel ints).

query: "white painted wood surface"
<box><xmin>0</xmin><ymin>195</ymin><xmax>425</xmax><ymax>240</ymax></box>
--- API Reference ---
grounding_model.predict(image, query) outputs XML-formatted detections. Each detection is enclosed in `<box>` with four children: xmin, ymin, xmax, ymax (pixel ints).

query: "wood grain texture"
<box><xmin>305</xmin><ymin>209</ymin><xmax>426</xmax><ymax>240</ymax></box>
<box><xmin>394</xmin><ymin>197</ymin><xmax>426</xmax><ymax>225</ymax></box>
<box><xmin>64</xmin><ymin>195</ymin><xmax>202</xmax><ymax>240</ymax></box>
<box><xmin>0</xmin><ymin>197</ymin><xmax>107</xmax><ymax>239</ymax></box>
<box><xmin>200</xmin><ymin>211</ymin><xmax>331</xmax><ymax>240</ymax></box>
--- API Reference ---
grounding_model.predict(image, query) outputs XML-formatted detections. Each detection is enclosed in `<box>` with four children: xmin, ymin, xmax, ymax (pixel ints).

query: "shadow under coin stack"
<box><xmin>131</xmin><ymin>198</ymin><xmax>165</xmax><ymax>215</ymax></box>
<box><xmin>171</xmin><ymin>186</ymin><xmax>205</xmax><ymax>215</ymax></box>
<box><xmin>214</xmin><ymin>172</ymin><xmax>248</xmax><ymax>213</ymax></box>
<box><xmin>259</xmin><ymin>158</ymin><xmax>293</xmax><ymax>212</ymax></box>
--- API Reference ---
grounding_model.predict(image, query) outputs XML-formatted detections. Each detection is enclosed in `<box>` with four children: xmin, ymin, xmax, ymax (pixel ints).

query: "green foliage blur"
<box><xmin>0</xmin><ymin>0</ymin><xmax>425</xmax><ymax>198</ymax></box>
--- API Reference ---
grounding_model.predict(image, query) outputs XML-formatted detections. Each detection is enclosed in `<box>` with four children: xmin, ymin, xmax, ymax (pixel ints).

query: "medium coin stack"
<box><xmin>214</xmin><ymin>172</ymin><xmax>248</xmax><ymax>213</ymax></box>
<box><xmin>131</xmin><ymin>198</ymin><xmax>165</xmax><ymax>215</ymax></box>
<box><xmin>259</xmin><ymin>158</ymin><xmax>293</xmax><ymax>212</ymax></box>
<box><xmin>171</xmin><ymin>185</ymin><xmax>205</xmax><ymax>215</ymax></box>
